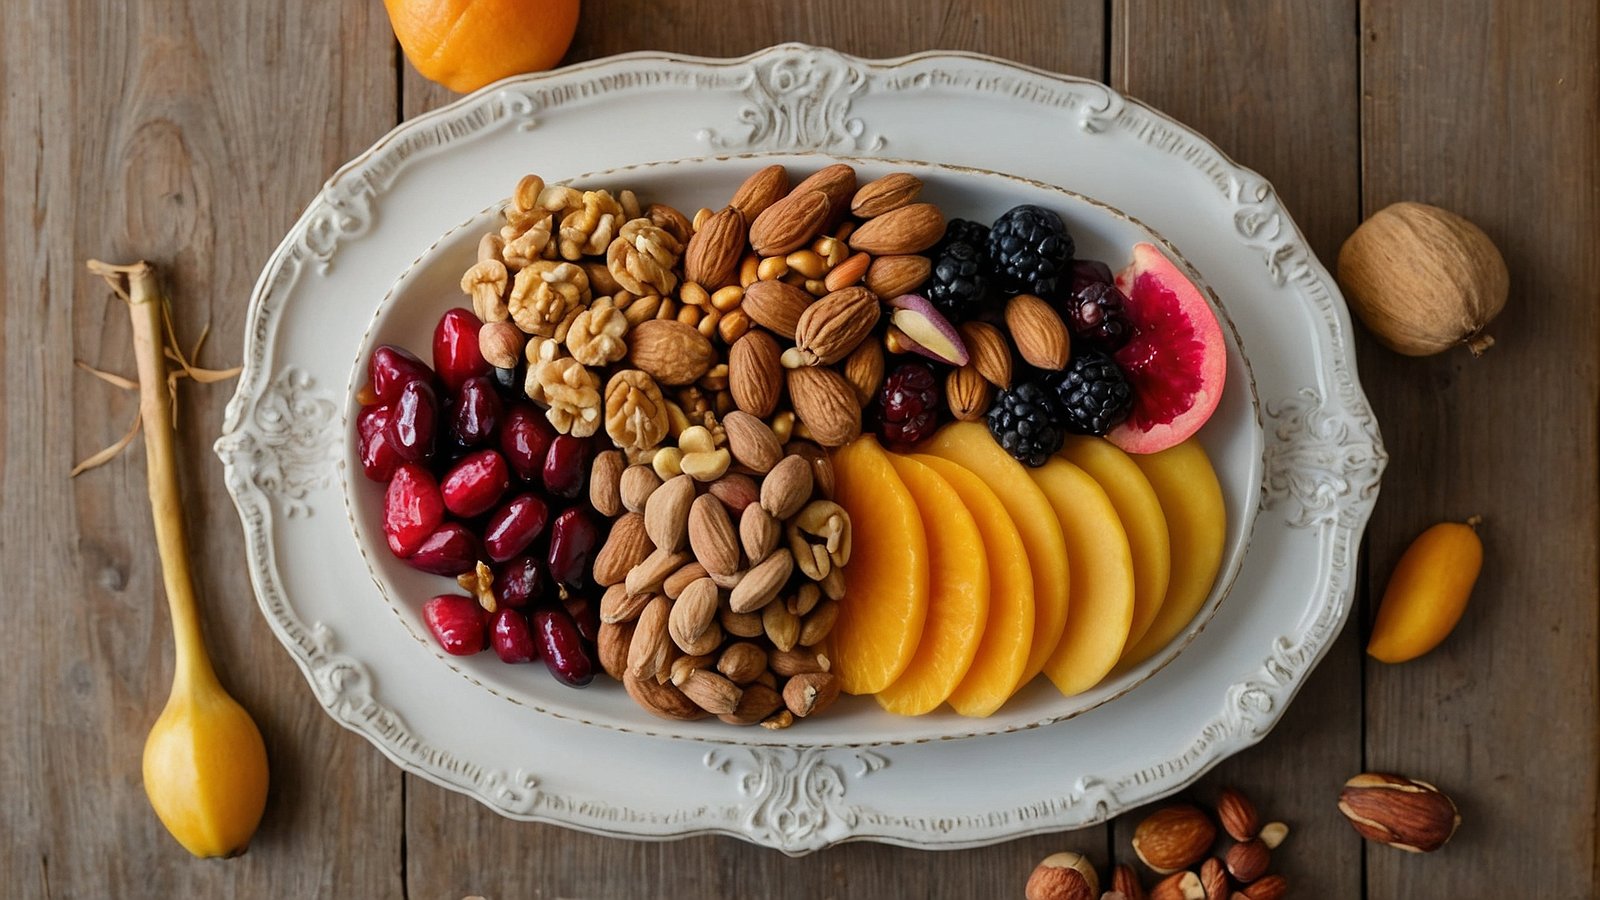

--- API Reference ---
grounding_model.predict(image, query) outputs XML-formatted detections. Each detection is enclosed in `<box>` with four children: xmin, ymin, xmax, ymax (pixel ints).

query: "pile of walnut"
<box><xmin>461</xmin><ymin>163</ymin><xmax>954</xmax><ymax>724</ymax></box>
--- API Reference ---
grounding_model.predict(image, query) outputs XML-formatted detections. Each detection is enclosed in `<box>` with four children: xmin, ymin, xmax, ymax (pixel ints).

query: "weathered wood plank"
<box><xmin>1357</xmin><ymin>0</ymin><xmax>1599</xmax><ymax>895</ymax></box>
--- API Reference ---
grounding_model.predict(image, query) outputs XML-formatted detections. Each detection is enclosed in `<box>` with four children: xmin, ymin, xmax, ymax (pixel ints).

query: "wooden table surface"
<box><xmin>5</xmin><ymin>1</ymin><xmax>1596</xmax><ymax>897</ymax></box>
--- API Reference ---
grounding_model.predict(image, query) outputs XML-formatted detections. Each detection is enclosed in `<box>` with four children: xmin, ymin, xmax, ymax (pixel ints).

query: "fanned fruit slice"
<box><xmin>923</xmin><ymin>421</ymin><xmax>1069</xmax><ymax>689</ymax></box>
<box><xmin>876</xmin><ymin>454</ymin><xmax>991</xmax><ymax>716</ymax></box>
<box><xmin>1030</xmin><ymin>458</ymin><xmax>1136</xmax><ymax>696</ymax></box>
<box><xmin>1058</xmin><ymin>435</ymin><xmax>1171</xmax><ymax>651</ymax></box>
<box><xmin>1117</xmin><ymin>438</ymin><xmax>1226</xmax><ymax>670</ymax></box>
<box><xmin>828</xmin><ymin>436</ymin><xmax>931</xmax><ymax>695</ymax></box>
<box><xmin>913</xmin><ymin>454</ymin><xmax>1034</xmax><ymax>717</ymax></box>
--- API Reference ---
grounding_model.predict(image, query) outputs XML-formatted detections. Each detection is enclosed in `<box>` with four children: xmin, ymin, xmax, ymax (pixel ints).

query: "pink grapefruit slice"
<box><xmin>1108</xmin><ymin>243</ymin><xmax>1227</xmax><ymax>454</ymax></box>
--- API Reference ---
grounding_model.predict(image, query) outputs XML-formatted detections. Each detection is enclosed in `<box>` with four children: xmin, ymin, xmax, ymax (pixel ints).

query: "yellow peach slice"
<box><xmin>1118</xmin><ymin>439</ymin><xmax>1227</xmax><ymax>669</ymax></box>
<box><xmin>1058</xmin><ymin>436</ymin><xmax>1171</xmax><ymax>651</ymax></box>
<box><xmin>828</xmin><ymin>435</ymin><xmax>930</xmax><ymax>695</ymax></box>
<box><xmin>1030</xmin><ymin>459</ymin><xmax>1136</xmax><ymax>696</ymax></box>
<box><xmin>876</xmin><ymin>454</ymin><xmax>991</xmax><ymax>715</ymax></box>
<box><xmin>912</xmin><ymin>454</ymin><xmax>1034</xmax><ymax>716</ymax></box>
<box><xmin>923</xmin><ymin>422</ymin><xmax>1070</xmax><ymax>689</ymax></box>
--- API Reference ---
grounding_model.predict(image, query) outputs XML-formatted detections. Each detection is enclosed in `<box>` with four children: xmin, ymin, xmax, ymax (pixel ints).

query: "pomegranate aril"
<box><xmin>490</xmin><ymin>608</ymin><xmax>539</xmax><ymax>663</ymax></box>
<box><xmin>433</xmin><ymin>307</ymin><xmax>490</xmax><ymax>391</ymax></box>
<box><xmin>561</xmin><ymin>594</ymin><xmax>600</xmax><ymax>644</ymax></box>
<box><xmin>423</xmin><ymin>594</ymin><xmax>487</xmax><ymax>655</ymax></box>
<box><xmin>383</xmin><ymin>463</ymin><xmax>444</xmax><ymax>558</ymax></box>
<box><xmin>547</xmin><ymin>507</ymin><xmax>601</xmax><ymax>589</ymax></box>
<box><xmin>369</xmin><ymin>344</ymin><xmax>435</xmax><ymax>404</ymax></box>
<box><xmin>358</xmin><ymin>404</ymin><xmax>404</xmax><ymax>482</ymax></box>
<box><xmin>440</xmin><ymin>449</ymin><xmax>512</xmax><ymax>518</ymax></box>
<box><xmin>447</xmin><ymin>375</ymin><xmax>501</xmax><ymax>448</ymax></box>
<box><xmin>483</xmin><ymin>493</ymin><xmax>550</xmax><ymax>562</ymax></box>
<box><xmin>1070</xmin><ymin>259</ymin><xmax>1114</xmax><ymax>296</ymax></box>
<box><xmin>501</xmin><ymin>404</ymin><xmax>556</xmax><ymax>482</ymax></box>
<box><xmin>533</xmin><ymin>606</ymin><xmax>595</xmax><ymax>686</ymax></box>
<box><xmin>542</xmin><ymin>434</ymin><xmax>591</xmax><ymax>498</ymax></box>
<box><xmin>493</xmin><ymin>555</ymin><xmax>547</xmax><ymax>608</ymax></box>
<box><xmin>406</xmin><ymin>523</ymin><xmax>479</xmax><ymax>576</ymax></box>
<box><xmin>385</xmin><ymin>379</ymin><xmax>439</xmax><ymax>463</ymax></box>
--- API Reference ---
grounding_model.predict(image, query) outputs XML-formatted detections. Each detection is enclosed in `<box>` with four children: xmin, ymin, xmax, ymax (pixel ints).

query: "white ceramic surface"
<box><xmin>216</xmin><ymin>45</ymin><xmax>1386</xmax><ymax>854</ymax></box>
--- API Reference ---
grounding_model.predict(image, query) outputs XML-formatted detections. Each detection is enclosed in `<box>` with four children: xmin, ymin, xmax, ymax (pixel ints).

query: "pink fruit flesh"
<box><xmin>440</xmin><ymin>449</ymin><xmax>512</xmax><ymax>518</ymax></box>
<box><xmin>493</xmin><ymin>555</ymin><xmax>547</xmax><ymax>608</ymax></box>
<box><xmin>484</xmin><ymin>493</ymin><xmax>550</xmax><ymax>563</ymax></box>
<box><xmin>358</xmin><ymin>404</ymin><xmax>403</xmax><ymax>482</ymax></box>
<box><xmin>501</xmin><ymin>404</ymin><xmax>556</xmax><ymax>481</ymax></box>
<box><xmin>1108</xmin><ymin>242</ymin><xmax>1226</xmax><ymax>454</ymax></box>
<box><xmin>406</xmin><ymin>523</ymin><xmax>479</xmax><ymax>576</ymax></box>
<box><xmin>383</xmin><ymin>464</ymin><xmax>444</xmax><ymax>558</ymax></box>
<box><xmin>433</xmin><ymin>308</ymin><xmax>490</xmax><ymax>391</ymax></box>
<box><xmin>542</xmin><ymin>435</ymin><xmax>590</xmax><ymax>498</ymax></box>
<box><xmin>423</xmin><ymin>594</ymin><xmax>487</xmax><ymax>655</ymax></box>
<box><xmin>385</xmin><ymin>380</ymin><xmax>438</xmax><ymax>462</ymax></box>
<box><xmin>369</xmin><ymin>345</ymin><xmax>434</xmax><ymax>404</ymax></box>
<box><xmin>533</xmin><ymin>606</ymin><xmax>595</xmax><ymax>686</ymax></box>
<box><xmin>447</xmin><ymin>376</ymin><xmax>501</xmax><ymax>448</ymax></box>
<box><xmin>490</xmin><ymin>608</ymin><xmax>539</xmax><ymax>663</ymax></box>
<box><xmin>547</xmin><ymin>507</ymin><xmax>600</xmax><ymax>589</ymax></box>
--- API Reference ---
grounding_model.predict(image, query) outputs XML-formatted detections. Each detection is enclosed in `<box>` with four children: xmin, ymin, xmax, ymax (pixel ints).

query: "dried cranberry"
<box><xmin>547</xmin><ymin>507</ymin><xmax>600</xmax><ymax>590</ymax></box>
<box><xmin>501</xmin><ymin>404</ymin><xmax>556</xmax><ymax>482</ymax></box>
<box><xmin>384</xmin><ymin>380</ymin><xmax>438</xmax><ymax>463</ymax></box>
<box><xmin>490</xmin><ymin>608</ymin><xmax>539</xmax><ymax>663</ymax></box>
<box><xmin>440</xmin><ymin>449</ymin><xmax>511</xmax><ymax>518</ymax></box>
<box><xmin>493</xmin><ymin>555</ymin><xmax>547</xmax><ymax>608</ymax></box>
<box><xmin>875</xmin><ymin>363</ymin><xmax>942</xmax><ymax>450</ymax></box>
<box><xmin>560</xmin><ymin>593</ymin><xmax>600</xmax><ymax>644</ymax></box>
<box><xmin>532</xmin><ymin>606</ymin><xmax>594</xmax><ymax>686</ymax></box>
<box><xmin>1064</xmin><ymin>281</ymin><xmax>1134</xmax><ymax>352</ymax></box>
<box><xmin>382</xmin><ymin>464</ymin><xmax>444</xmax><ymax>558</ymax></box>
<box><xmin>423</xmin><ymin>595</ymin><xmax>487</xmax><ymax>655</ymax></box>
<box><xmin>1070</xmin><ymin>259</ymin><xmax>1114</xmax><ymax>296</ymax></box>
<box><xmin>433</xmin><ymin>308</ymin><xmax>489</xmax><ymax>391</ymax></box>
<box><xmin>483</xmin><ymin>493</ymin><xmax>550</xmax><ymax>562</ymax></box>
<box><xmin>447</xmin><ymin>376</ymin><xmax>501</xmax><ymax>448</ymax></box>
<box><xmin>368</xmin><ymin>345</ymin><xmax>435</xmax><ymax>405</ymax></box>
<box><xmin>357</xmin><ymin>404</ymin><xmax>404</xmax><ymax>482</ymax></box>
<box><xmin>542</xmin><ymin>434</ymin><xmax>590</xmax><ymax>498</ymax></box>
<box><xmin>405</xmin><ymin>523</ymin><xmax>479</xmax><ymax>576</ymax></box>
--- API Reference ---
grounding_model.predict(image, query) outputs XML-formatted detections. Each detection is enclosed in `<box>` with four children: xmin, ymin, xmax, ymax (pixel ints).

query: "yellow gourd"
<box><xmin>1367</xmin><ymin>517</ymin><xmax>1483</xmax><ymax>664</ymax></box>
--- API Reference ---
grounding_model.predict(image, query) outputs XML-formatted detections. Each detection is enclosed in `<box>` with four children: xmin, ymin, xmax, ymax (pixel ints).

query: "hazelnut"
<box><xmin>1337</xmin><ymin>772</ymin><xmax>1460</xmax><ymax>853</ymax></box>
<box><xmin>1025</xmin><ymin>851</ymin><xmax>1099</xmax><ymax>900</ymax></box>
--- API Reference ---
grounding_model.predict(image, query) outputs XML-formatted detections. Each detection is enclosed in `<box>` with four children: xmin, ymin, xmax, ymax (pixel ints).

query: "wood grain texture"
<box><xmin>1357</xmin><ymin>0</ymin><xmax>1599</xmax><ymax>896</ymax></box>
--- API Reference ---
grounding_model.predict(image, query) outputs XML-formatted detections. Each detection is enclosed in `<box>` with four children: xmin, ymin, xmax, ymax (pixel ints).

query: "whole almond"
<box><xmin>1216</xmin><ymin>788</ymin><xmax>1260</xmax><ymax>842</ymax></box>
<box><xmin>729</xmin><ymin>547</ymin><xmax>793</xmax><ymax>613</ymax></box>
<box><xmin>668</xmin><ymin>652</ymin><xmax>716</xmax><ymax>685</ymax></box>
<box><xmin>1149</xmin><ymin>871</ymin><xmax>1204</xmax><ymax>900</ymax></box>
<box><xmin>624</xmin><ymin>549</ymin><xmax>692</xmax><ymax>597</ymax></box>
<box><xmin>626</xmin><ymin>595</ymin><xmax>673</xmax><ymax>680</ymax></box>
<box><xmin>1112</xmin><ymin>864</ymin><xmax>1148</xmax><ymax>900</ymax></box>
<box><xmin>842</xmin><ymin>339</ymin><xmax>886</xmax><ymax>406</ymax></box>
<box><xmin>789</xmin><ymin>582</ymin><xmax>821</xmax><ymax>616</ymax></box>
<box><xmin>1224</xmin><ymin>840</ymin><xmax>1269</xmax><ymax>884</ymax></box>
<box><xmin>770</xmin><ymin>647</ymin><xmax>831</xmax><ymax>676</ymax></box>
<box><xmin>707</xmin><ymin>472</ymin><xmax>760</xmax><ymax>514</ymax></box>
<box><xmin>716</xmin><ymin>641</ymin><xmax>767</xmax><ymax>684</ymax></box>
<box><xmin>848</xmin><ymin>202</ymin><xmax>946</xmax><ymax>255</ymax></box>
<box><xmin>960</xmin><ymin>320</ymin><xmax>1014</xmax><ymax>388</ymax></box>
<box><xmin>730</xmin><ymin>164</ymin><xmax>789</xmax><ymax>220</ymax></box>
<box><xmin>1199</xmin><ymin>858</ymin><xmax>1228</xmax><ymax>900</ymax></box>
<box><xmin>740</xmin><ymin>503</ymin><xmax>781</xmax><ymax>562</ymax></box>
<box><xmin>850</xmin><ymin>172</ymin><xmax>923</xmax><ymax>218</ymax></box>
<box><xmin>1240</xmin><ymin>875</ymin><xmax>1286</xmax><ymax>900</ymax></box>
<box><xmin>865</xmin><ymin>254</ymin><xmax>932</xmax><ymax>299</ymax></box>
<box><xmin>722</xmin><ymin>411</ymin><xmax>783</xmax><ymax>473</ymax></box>
<box><xmin>760</xmin><ymin>455</ymin><xmax>815</xmax><ymax>520</ymax></box>
<box><xmin>782</xmin><ymin>671</ymin><xmax>840</xmax><ymax>717</ymax></box>
<box><xmin>717</xmin><ymin>681</ymin><xmax>783</xmax><ymax>725</ymax></box>
<box><xmin>619</xmin><ymin>464</ymin><xmax>662</xmax><ymax>513</ymax></box>
<box><xmin>662</xmin><ymin>560</ymin><xmax>708</xmax><ymax>599</ymax></box>
<box><xmin>791</xmin><ymin>163</ymin><xmax>857</xmax><ymax>227</ymax></box>
<box><xmin>688</xmin><ymin>493</ymin><xmax>741</xmax><ymax>576</ymax></box>
<box><xmin>599</xmin><ymin>583</ymin><xmax>651</xmax><ymax>624</ymax></box>
<box><xmin>628</xmin><ymin>318</ymin><xmax>716</xmax><ymax>385</ymax></box>
<box><xmin>946</xmin><ymin>364</ymin><xmax>994</xmax><ymax>421</ymax></box>
<box><xmin>593</xmin><ymin>512</ymin><xmax>651</xmax><ymax>587</ymax></box>
<box><xmin>672</xmin><ymin>667</ymin><xmax>742</xmax><ymax>715</ymax></box>
<box><xmin>1004</xmin><ymin>293</ymin><xmax>1072</xmax><ymax>370</ymax></box>
<box><xmin>623</xmin><ymin>670</ymin><xmax>705</xmax><ymax>720</ymax></box>
<box><xmin>1338</xmin><ymin>772</ymin><xmax>1460</xmax><ymax>853</ymax></box>
<box><xmin>728</xmin><ymin>330</ymin><xmax>784</xmax><ymax>417</ymax></box>
<box><xmin>786</xmin><ymin>366</ymin><xmax>862</xmax><ymax>447</ymax></box>
<box><xmin>824</xmin><ymin>251</ymin><xmax>871</xmax><ymax>292</ymax></box>
<box><xmin>643</xmin><ymin>473</ymin><xmax>696</xmax><ymax>551</ymax></box>
<box><xmin>478</xmin><ymin>320</ymin><xmax>524</xmax><ymax>368</ymax></box>
<box><xmin>1132</xmin><ymin>804</ymin><xmax>1217</xmax><ymax>874</ymax></box>
<box><xmin>793</xmin><ymin>286</ymin><xmax>880</xmax><ymax>366</ymax></box>
<box><xmin>762</xmin><ymin>601</ymin><xmax>800</xmax><ymax>652</ymax></box>
<box><xmin>740</xmin><ymin>280</ymin><xmax>813</xmax><ymax>339</ymax></box>
<box><xmin>589</xmin><ymin>450</ymin><xmax>625</xmax><ymax>517</ymax></box>
<box><xmin>799</xmin><ymin>599</ymin><xmax>839</xmax><ymax>646</ymax></box>
<box><xmin>597</xmin><ymin>620</ymin><xmax>634</xmax><ymax>680</ymax></box>
<box><xmin>683</xmin><ymin>206</ymin><xmax>746</xmax><ymax>288</ymax></box>
<box><xmin>749</xmin><ymin>189</ymin><xmax>831</xmax><ymax>256</ymax></box>
<box><xmin>668</xmin><ymin>577</ymin><xmax>720</xmax><ymax>652</ymax></box>
<box><xmin>784</xmin><ymin>441</ymin><xmax>835</xmax><ymax>499</ymax></box>
<box><xmin>720</xmin><ymin>605</ymin><xmax>766</xmax><ymax>638</ymax></box>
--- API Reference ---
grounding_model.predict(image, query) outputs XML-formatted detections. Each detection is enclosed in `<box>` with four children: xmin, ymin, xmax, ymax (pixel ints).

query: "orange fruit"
<box><xmin>384</xmin><ymin>0</ymin><xmax>581</xmax><ymax>94</ymax></box>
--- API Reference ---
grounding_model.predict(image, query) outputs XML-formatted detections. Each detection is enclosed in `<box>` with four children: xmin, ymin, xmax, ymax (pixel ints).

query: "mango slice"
<box><xmin>876</xmin><ymin>454</ymin><xmax>991</xmax><ymax>716</ymax></box>
<box><xmin>1367</xmin><ymin>518</ymin><xmax>1483</xmax><ymax>664</ymax></box>
<box><xmin>1030</xmin><ymin>459</ymin><xmax>1137</xmax><ymax>696</ymax></box>
<box><xmin>913</xmin><ymin>454</ymin><xmax>1035</xmax><ymax>717</ymax></box>
<box><xmin>829</xmin><ymin>436</ymin><xmax>930</xmax><ymax>695</ymax></box>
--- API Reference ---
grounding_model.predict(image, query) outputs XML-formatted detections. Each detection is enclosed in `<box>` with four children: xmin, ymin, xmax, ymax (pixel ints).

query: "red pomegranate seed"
<box><xmin>483</xmin><ymin>493</ymin><xmax>550</xmax><ymax>562</ymax></box>
<box><xmin>368</xmin><ymin>344</ymin><xmax>435</xmax><ymax>404</ymax></box>
<box><xmin>447</xmin><ymin>375</ymin><xmax>501</xmax><ymax>448</ymax></box>
<box><xmin>547</xmin><ymin>507</ymin><xmax>600</xmax><ymax>589</ymax></box>
<box><xmin>560</xmin><ymin>593</ymin><xmax>600</xmax><ymax>644</ymax></box>
<box><xmin>382</xmin><ymin>464</ymin><xmax>444</xmax><ymax>558</ymax></box>
<box><xmin>542</xmin><ymin>434</ymin><xmax>590</xmax><ymax>498</ymax></box>
<box><xmin>357</xmin><ymin>403</ymin><xmax>404</xmax><ymax>482</ymax></box>
<box><xmin>384</xmin><ymin>380</ymin><xmax>438</xmax><ymax>463</ymax></box>
<box><xmin>440</xmin><ymin>449</ymin><xmax>511</xmax><ymax>518</ymax></box>
<box><xmin>423</xmin><ymin>594</ymin><xmax>487</xmax><ymax>655</ymax></box>
<box><xmin>490</xmin><ymin>608</ymin><xmax>539</xmax><ymax>663</ymax></box>
<box><xmin>493</xmin><ymin>555</ymin><xmax>547</xmax><ymax>608</ymax></box>
<box><xmin>501</xmin><ymin>404</ymin><xmax>555</xmax><ymax>482</ymax></box>
<box><xmin>533</xmin><ymin>606</ymin><xmax>594</xmax><ymax>686</ymax></box>
<box><xmin>433</xmin><ymin>308</ymin><xmax>489</xmax><ymax>391</ymax></box>
<box><xmin>405</xmin><ymin>523</ymin><xmax>479</xmax><ymax>576</ymax></box>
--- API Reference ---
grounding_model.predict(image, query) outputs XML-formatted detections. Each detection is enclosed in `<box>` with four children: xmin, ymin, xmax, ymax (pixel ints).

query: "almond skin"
<box><xmin>842</xmin><ymin>338</ymin><xmax>886</xmax><ymax>405</ymax></box>
<box><xmin>864</xmin><ymin>254</ymin><xmax>932</xmax><ymax>299</ymax></box>
<box><xmin>781</xmin><ymin>671</ymin><xmax>840</xmax><ymax>717</ymax></box>
<box><xmin>592</xmin><ymin>512</ymin><xmax>651</xmax><ymax>586</ymax></box>
<box><xmin>687</xmin><ymin>493</ymin><xmax>741</xmax><ymax>576</ymax></box>
<box><xmin>946</xmin><ymin>364</ymin><xmax>993</xmax><ymax>421</ymax></box>
<box><xmin>628</xmin><ymin>319</ymin><xmax>715</xmax><ymax>385</ymax></box>
<box><xmin>960</xmin><ymin>320</ymin><xmax>1014</xmax><ymax>388</ymax></box>
<box><xmin>683</xmin><ymin>205</ymin><xmax>746</xmax><ymax>289</ymax></box>
<box><xmin>850</xmin><ymin>172</ymin><xmax>923</xmax><ymax>217</ymax></box>
<box><xmin>1132</xmin><ymin>804</ymin><xmax>1217</xmax><ymax>874</ymax></box>
<box><xmin>848</xmin><ymin>202</ymin><xmax>946</xmax><ymax>255</ymax></box>
<box><xmin>728</xmin><ymin>330</ymin><xmax>783</xmax><ymax>417</ymax></box>
<box><xmin>792</xmin><ymin>286</ymin><xmax>880</xmax><ymax>366</ymax></box>
<box><xmin>623</xmin><ymin>670</ymin><xmax>706</xmax><ymax>720</ymax></box>
<box><xmin>791</xmin><ymin>163</ymin><xmax>857</xmax><ymax>228</ymax></box>
<box><xmin>722</xmin><ymin>410</ymin><xmax>783</xmax><ymax>473</ymax></box>
<box><xmin>730</xmin><ymin>164</ymin><xmax>789</xmax><ymax>220</ymax></box>
<box><xmin>749</xmin><ymin>189</ymin><xmax>831</xmax><ymax>256</ymax></box>
<box><xmin>740</xmin><ymin>279</ymin><xmax>813</xmax><ymax>338</ymax></box>
<box><xmin>1004</xmin><ymin>293</ymin><xmax>1072</xmax><ymax>370</ymax></box>
<box><xmin>1217</xmin><ymin>787</ymin><xmax>1261</xmax><ymax>842</ymax></box>
<box><xmin>1337</xmin><ymin>772</ymin><xmax>1461</xmax><ymax>853</ymax></box>
<box><xmin>785</xmin><ymin>366</ymin><xmax>862</xmax><ymax>448</ymax></box>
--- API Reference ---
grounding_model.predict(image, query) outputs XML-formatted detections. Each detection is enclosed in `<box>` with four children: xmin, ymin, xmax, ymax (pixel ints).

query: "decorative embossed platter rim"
<box><xmin>215</xmin><ymin>45</ymin><xmax>1386</xmax><ymax>852</ymax></box>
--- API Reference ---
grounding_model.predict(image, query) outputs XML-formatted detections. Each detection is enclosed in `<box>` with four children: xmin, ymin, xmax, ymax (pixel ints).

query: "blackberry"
<box><xmin>986</xmin><ymin>381</ymin><xmax>1064</xmax><ymax>467</ymax></box>
<box><xmin>875</xmin><ymin>363</ymin><xmax>942</xmax><ymax>450</ymax></box>
<box><xmin>941</xmin><ymin>218</ymin><xmax>991</xmax><ymax>251</ymax></box>
<box><xmin>987</xmin><ymin>205</ymin><xmax>1075</xmax><ymax>299</ymax></box>
<box><xmin>1064</xmin><ymin>282</ymin><xmax>1134</xmax><ymax>352</ymax></box>
<box><xmin>1045</xmin><ymin>349</ymin><xmax>1133</xmax><ymax>436</ymax></box>
<box><xmin>925</xmin><ymin>240</ymin><xmax>988</xmax><ymax>320</ymax></box>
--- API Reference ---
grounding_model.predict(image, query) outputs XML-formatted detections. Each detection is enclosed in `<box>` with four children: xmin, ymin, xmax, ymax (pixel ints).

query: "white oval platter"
<box><xmin>216</xmin><ymin>45</ymin><xmax>1386</xmax><ymax>854</ymax></box>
